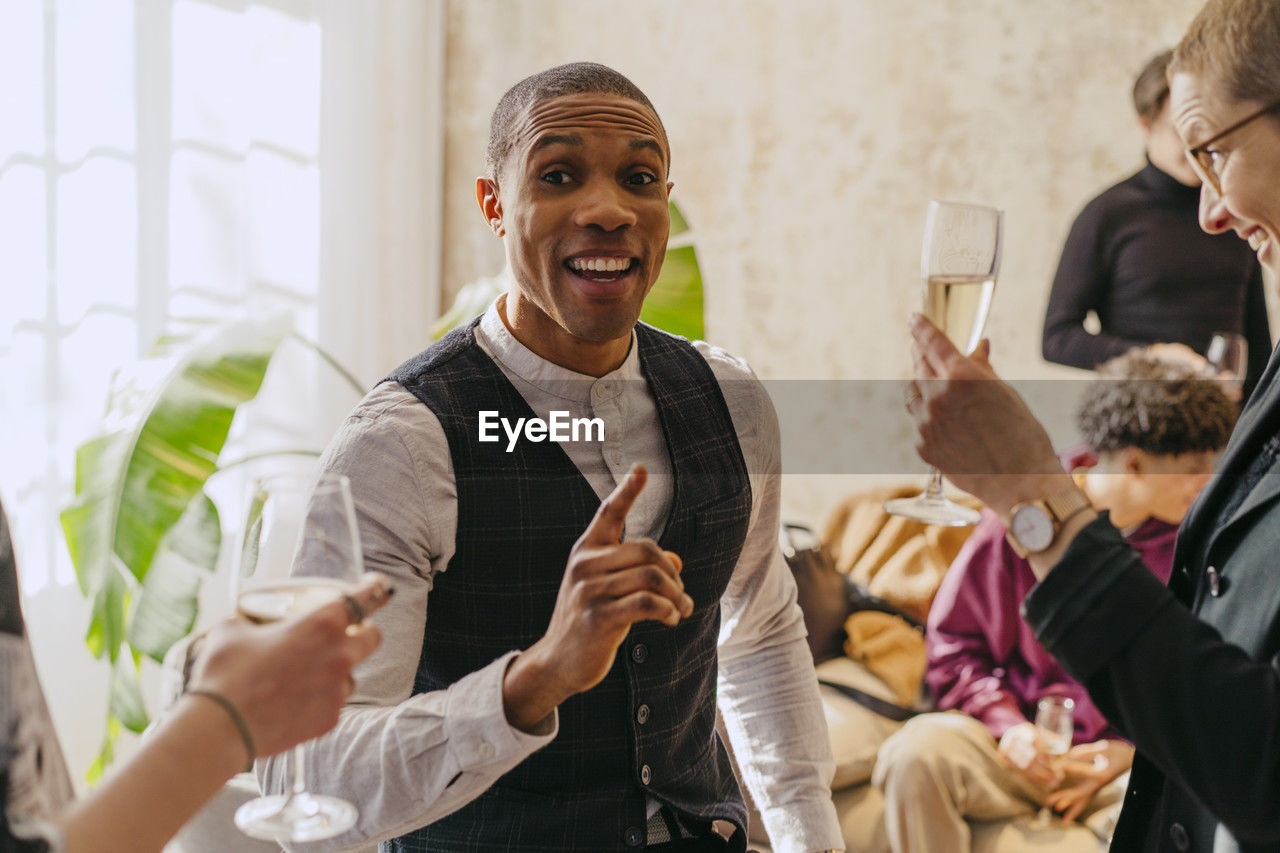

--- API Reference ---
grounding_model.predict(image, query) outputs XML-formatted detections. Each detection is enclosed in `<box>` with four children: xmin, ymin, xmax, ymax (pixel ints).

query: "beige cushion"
<box><xmin>814</xmin><ymin>657</ymin><xmax>906</xmax><ymax>789</ymax></box>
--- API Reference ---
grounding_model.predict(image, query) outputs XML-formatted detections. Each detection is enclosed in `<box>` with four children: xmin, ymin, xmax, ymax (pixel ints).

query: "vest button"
<box><xmin>624</xmin><ymin>826</ymin><xmax>644</xmax><ymax>847</ymax></box>
<box><xmin>631</xmin><ymin>643</ymin><xmax>649</xmax><ymax>664</ymax></box>
<box><xmin>640</xmin><ymin>764</ymin><xmax>652</xmax><ymax>785</ymax></box>
<box><xmin>636</xmin><ymin>703</ymin><xmax>650</xmax><ymax>724</ymax></box>
<box><xmin>1169</xmin><ymin>822</ymin><xmax>1190</xmax><ymax>851</ymax></box>
<box><xmin>1207</xmin><ymin>566</ymin><xmax>1224</xmax><ymax>597</ymax></box>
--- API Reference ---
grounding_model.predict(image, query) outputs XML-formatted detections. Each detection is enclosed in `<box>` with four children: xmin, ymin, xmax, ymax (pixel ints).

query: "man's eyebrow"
<box><xmin>530</xmin><ymin>133</ymin><xmax>584</xmax><ymax>154</ymax></box>
<box><xmin>528</xmin><ymin>133</ymin><xmax>665</xmax><ymax>162</ymax></box>
<box><xmin>630</xmin><ymin>137</ymin><xmax>667</xmax><ymax>162</ymax></box>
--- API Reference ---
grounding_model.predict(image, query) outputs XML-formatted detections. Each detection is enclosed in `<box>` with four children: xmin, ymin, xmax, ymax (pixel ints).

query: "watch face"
<box><xmin>1011</xmin><ymin>505</ymin><xmax>1054</xmax><ymax>552</ymax></box>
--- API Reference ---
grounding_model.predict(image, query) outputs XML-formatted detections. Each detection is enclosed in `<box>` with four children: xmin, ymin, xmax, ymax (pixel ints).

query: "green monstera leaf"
<box><xmin>640</xmin><ymin>200</ymin><xmax>704</xmax><ymax>341</ymax></box>
<box><xmin>61</xmin><ymin>315</ymin><xmax>292</xmax><ymax>777</ymax></box>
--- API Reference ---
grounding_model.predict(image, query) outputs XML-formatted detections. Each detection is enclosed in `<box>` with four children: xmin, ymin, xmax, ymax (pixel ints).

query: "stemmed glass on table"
<box><xmin>232</xmin><ymin>471</ymin><xmax>364</xmax><ymax>842</ymax></box>
<box><xmin>885</xmin><ymin>200</ymin><xmax>1004</xmax><ymax>526</ymax></box>
<box><xmin>1032</xmin><ymin>695</ymin><xmax>1075</xmax><ymax>827</ymax></box>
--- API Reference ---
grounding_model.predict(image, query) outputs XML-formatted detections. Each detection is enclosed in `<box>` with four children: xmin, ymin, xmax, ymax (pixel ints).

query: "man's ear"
<box><xmin>476</xmin><ymin>177</ymin><xmax>504</xmax><ymax>237</ymax></box>
<box><xmin>1120</xmin><ymin>446</ymin><xmax>1146</xmax><ymax>476</ymax></box>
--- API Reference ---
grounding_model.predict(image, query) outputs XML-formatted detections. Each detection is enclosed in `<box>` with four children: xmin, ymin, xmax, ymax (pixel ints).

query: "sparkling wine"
<box><xmin>237</xmin><ymin>577</ymin><xmax>348</xmax><ymax>624</ymax></box>
<box><xmin>924</xmin><ymin>274</ymin><xmax>995</xmax><ymax>354</ymax></box>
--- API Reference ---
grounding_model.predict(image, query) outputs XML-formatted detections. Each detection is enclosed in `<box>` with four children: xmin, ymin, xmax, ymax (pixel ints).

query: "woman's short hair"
<box><xmin>1076</xmin><ymin>351</ymin><xmax>1237</xmax><ymax>456</ymax></box>
<box><xmin>1133</xmin><ymin>49</ymin><xmax>1174</xmax><ymax>122</ymax></box>
<box><xmin>1171</xmin><ymin>0</ymin><xmax>1280</xmax><ymax>106</ymax></box>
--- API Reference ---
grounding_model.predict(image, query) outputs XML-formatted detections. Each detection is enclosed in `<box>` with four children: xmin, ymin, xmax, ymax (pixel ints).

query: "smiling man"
<box><xmin>263</xmin><ymin>63</ymin><xmax>842</xmax><ymax>853</ymax></box>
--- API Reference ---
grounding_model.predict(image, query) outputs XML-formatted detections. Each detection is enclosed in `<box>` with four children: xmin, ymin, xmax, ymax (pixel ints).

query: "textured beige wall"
<box><xmin>441</xmin><ymin>0</ymin><xmax>1212</xmax><ymax>522</ymax></box>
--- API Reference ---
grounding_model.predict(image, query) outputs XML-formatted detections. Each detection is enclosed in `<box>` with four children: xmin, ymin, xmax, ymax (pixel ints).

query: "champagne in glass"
<box><xmin>924</xmin><ymin>274</ymin><xmax>996</xmax><ymax>356</ymax></box>
<box><xmin>1033</xmin><ymin>695</ymin><xmax>1074</xmax><ymax>826</ymax></box>
<box><xmin>886</xmin><ymin>200</ymin><xmax>1003</xmax><ymax>526</ymax></box>
<box><xmin>238</xmin><ymin>577</ymin><xmax>351</xmax><ymax>625</ymax></box>
<box><xmin>232</xmin><ymin>471</ymin><xmax>363</xmax><ymax>843</ymax></box>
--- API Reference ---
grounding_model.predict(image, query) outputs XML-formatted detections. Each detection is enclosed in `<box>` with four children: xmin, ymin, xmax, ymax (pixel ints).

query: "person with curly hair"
<box><xmin>875</xmin><ymin>352</ymin><xmax>1236</xmax><ymax>852</ymax></box>
<box><xmin>906</xmin><ymin>2</ymin><xmax>1280</xmax><ymax>843</ymax></box>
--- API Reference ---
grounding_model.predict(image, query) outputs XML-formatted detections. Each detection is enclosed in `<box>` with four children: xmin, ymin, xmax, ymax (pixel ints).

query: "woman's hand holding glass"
<box><xmin>904</xmin><ymin>314</ymin><xmax>1071</xmax><ymax>519</ymax></box>
<box><xmin>231</xmin><ymin>471</ymin><xmax>374</xmax><ymax>842</ymax></box>
<box><xmin>188</xmin><ymin>574</ymin><xmax>389</xmax><ymax>762</ymax></box>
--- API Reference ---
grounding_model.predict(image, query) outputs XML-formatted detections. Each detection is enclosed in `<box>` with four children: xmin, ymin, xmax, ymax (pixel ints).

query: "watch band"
<box><xmin>1044</xmin><ymin>488</ymin><xmax>1092</xmax><ymax>526</ymax></box>
<box><xmin>1006</xmin><ymin>488</ymin><xmax>1093</xmax><ymax>558</ymax></box>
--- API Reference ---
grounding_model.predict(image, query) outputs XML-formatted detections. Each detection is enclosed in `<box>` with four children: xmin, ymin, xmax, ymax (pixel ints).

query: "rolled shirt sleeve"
<box><xmin>705</xmin><ymin>345</ymin><xmax>843</xmax><ymax>853</ymax></box>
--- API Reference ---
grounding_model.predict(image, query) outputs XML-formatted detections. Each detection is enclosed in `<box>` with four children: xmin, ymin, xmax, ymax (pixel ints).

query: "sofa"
<box><xmin>737</xmin><ymin>487</ymin><xmax>1118</xmax><ymax>852</ymax></box>
<box><xmin>742</xmin><ymin>655</ymin><xmax>1114</xmax><ymax>852</ymax></box>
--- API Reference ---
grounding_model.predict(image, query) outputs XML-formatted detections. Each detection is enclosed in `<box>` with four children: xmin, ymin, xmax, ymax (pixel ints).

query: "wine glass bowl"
<box><xmin>1204</xmin><ymin>331</ymin><xmax>1247</xmax><ymax>395</ymax></box>
<box><xmin>232</xmin><ymin>471</ymin><xmax>363</xmax><ymax>842</ymax></box>
<box><xmin>886</xmin><ymin>200</ymin><xmax>1003</xmax><ymax>526</ymax></box>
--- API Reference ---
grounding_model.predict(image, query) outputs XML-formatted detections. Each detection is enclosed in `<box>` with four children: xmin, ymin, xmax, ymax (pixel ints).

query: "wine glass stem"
<box><xmin>923</xmin><ymin>467</ymin><xmax>947</xmax><ymax>501</ymax></box>
<box><xmin>291</xmin><ymin>743</ymin><xmax>308</xmax><ymax>796</ymax></box>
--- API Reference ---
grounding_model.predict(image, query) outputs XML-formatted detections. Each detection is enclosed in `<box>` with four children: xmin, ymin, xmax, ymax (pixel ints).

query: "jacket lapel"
<box><xmin>1177</xmin><ymin>340</ymin><xmax>1280</xmax><ymax>568</ymax></box>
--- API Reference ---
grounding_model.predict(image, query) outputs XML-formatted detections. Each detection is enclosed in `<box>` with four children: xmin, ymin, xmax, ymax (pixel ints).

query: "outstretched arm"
<box><xmin>907</xmin><ymin>313</ymin><xmax>1280</xmax><ymax>841</ymax></box>
<box><xmin>714</xmin><ymin>367</ymin><xmax>843</xmax><ymax>853</ymax></box>
<box><xmin>59</xmin><ymin>577</ymin><xmax>389</xmax><ymax>853</ymax></box>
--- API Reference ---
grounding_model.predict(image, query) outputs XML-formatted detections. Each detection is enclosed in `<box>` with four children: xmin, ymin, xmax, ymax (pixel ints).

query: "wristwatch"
<box><xmin>1005</xmin><ymin>489</ymin><xmax>1092</xmax><ymax>557</ymax></box>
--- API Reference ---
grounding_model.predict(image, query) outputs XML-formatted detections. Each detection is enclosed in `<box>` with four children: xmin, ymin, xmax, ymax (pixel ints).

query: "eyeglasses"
<box><xmin>1186</xmin><ymin>99</ymin><xmax>1280</xmax><ymax>194</ymax></box>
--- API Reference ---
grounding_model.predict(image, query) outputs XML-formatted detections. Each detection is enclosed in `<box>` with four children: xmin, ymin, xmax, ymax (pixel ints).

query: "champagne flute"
<box><xmin>1204</xmin><ymin>331</ymin><xmax>1247</xmax><ymax>396</ymax></box>
<box><xmin>885</xmin><ymin>200</ymin><xmax>1003</xmax><ymax>526</ymax></box>
<box><xmin>1032</xmin><ymin>695</ymin><xmax>1074</xmax><ymax>827</ymax></box>
<box><xmin>232</xmin><ymin>471</ymin><xmax>363</xmax><ymax>842</ymax></box>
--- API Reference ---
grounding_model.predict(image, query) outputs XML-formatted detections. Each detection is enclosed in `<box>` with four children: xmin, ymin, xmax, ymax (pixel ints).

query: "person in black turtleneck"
<box><xmin>1042</xmin><ymin>49</ymin><xmax>1270</xmax><ymax>399</ymax></box>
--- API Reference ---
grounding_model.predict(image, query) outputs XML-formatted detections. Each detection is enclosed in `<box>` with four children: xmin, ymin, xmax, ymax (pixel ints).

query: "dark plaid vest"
<box><xmin>382</xmin><ymin>320</ymin><xmax>752</xmax><ymax>852</ymax></box>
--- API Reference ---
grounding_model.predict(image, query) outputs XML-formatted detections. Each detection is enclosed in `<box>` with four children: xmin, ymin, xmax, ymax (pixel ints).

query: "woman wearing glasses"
<box><xmin>1041</xmin><ymin>49</ymin><xmax>1270</xmax><ymax>400</ymax></box>
<box><xmin>906</xmin><ymin>0</ymin><xmax>1280</xmax><ymax>849</ymax></box>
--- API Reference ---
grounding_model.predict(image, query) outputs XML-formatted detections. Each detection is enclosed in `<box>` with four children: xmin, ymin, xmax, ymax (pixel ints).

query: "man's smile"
<box><xmin>565</xmin><ymin>254</ymin><xmax>638</xmax><ymax>283</ymax></box>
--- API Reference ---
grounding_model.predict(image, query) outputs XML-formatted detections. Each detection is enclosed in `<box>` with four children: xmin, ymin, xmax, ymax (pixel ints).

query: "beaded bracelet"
<box><xmin>188</xmin><ymin>688</ymin><xmax>256</xmax><ymax>772</ymax></box>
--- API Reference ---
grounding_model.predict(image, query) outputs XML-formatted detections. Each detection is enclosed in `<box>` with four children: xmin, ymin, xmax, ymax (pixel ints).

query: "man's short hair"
<box><xmin>1076</xmin><ymin>351</ymin><xmax>1237</xmax><ymax>456</ymax></box>
<box><xmin>485</xmin><ymin>62</ymin><xmax>668</xmax><ymax>181</ymax></box>
<box><xmin>1133</xmin><ymin>49</ymin><xmax>1174</xmax><ymax>122</ymax></box>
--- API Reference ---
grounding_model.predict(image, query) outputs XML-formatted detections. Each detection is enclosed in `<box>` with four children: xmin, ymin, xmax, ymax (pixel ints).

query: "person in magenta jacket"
<box><xmin>875</xmin><ymin>353</ymin><xmax>1236</xmax><ymax>852</ymax></box>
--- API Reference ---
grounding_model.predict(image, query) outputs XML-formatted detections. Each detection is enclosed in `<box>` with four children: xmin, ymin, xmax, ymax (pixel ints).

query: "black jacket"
<box><xmin>1024</xmin><ymin>339</ymin><xmax>1280</xmax><ymax>852</ymax></box>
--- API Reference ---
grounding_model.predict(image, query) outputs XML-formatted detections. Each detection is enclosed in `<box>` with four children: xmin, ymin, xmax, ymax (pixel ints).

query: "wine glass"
<box><xmin>232</xmin><ymin>471</ymin><xmax>363</xmax><ymax>842</ymax></box>
<box><xmin>1204</xmin><ymin>331</ymin><xmax>1247</xmax><ymax>396</ymax></box>
<box><xmin>885</xmin><ymin>200</ymin><xmax>1003</xmax><ymax>526</ymax></box>
<box><xmin>1032</xmin><ymin>695</ymin><xmax>1075</xmax><ymax>826</ymax></box>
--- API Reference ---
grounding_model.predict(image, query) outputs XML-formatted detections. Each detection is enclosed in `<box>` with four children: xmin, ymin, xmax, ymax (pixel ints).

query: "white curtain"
<box><xmin>0</xmin><ymin>0</ymin><xmax>444</xmax><ymax>782</ymax></box>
